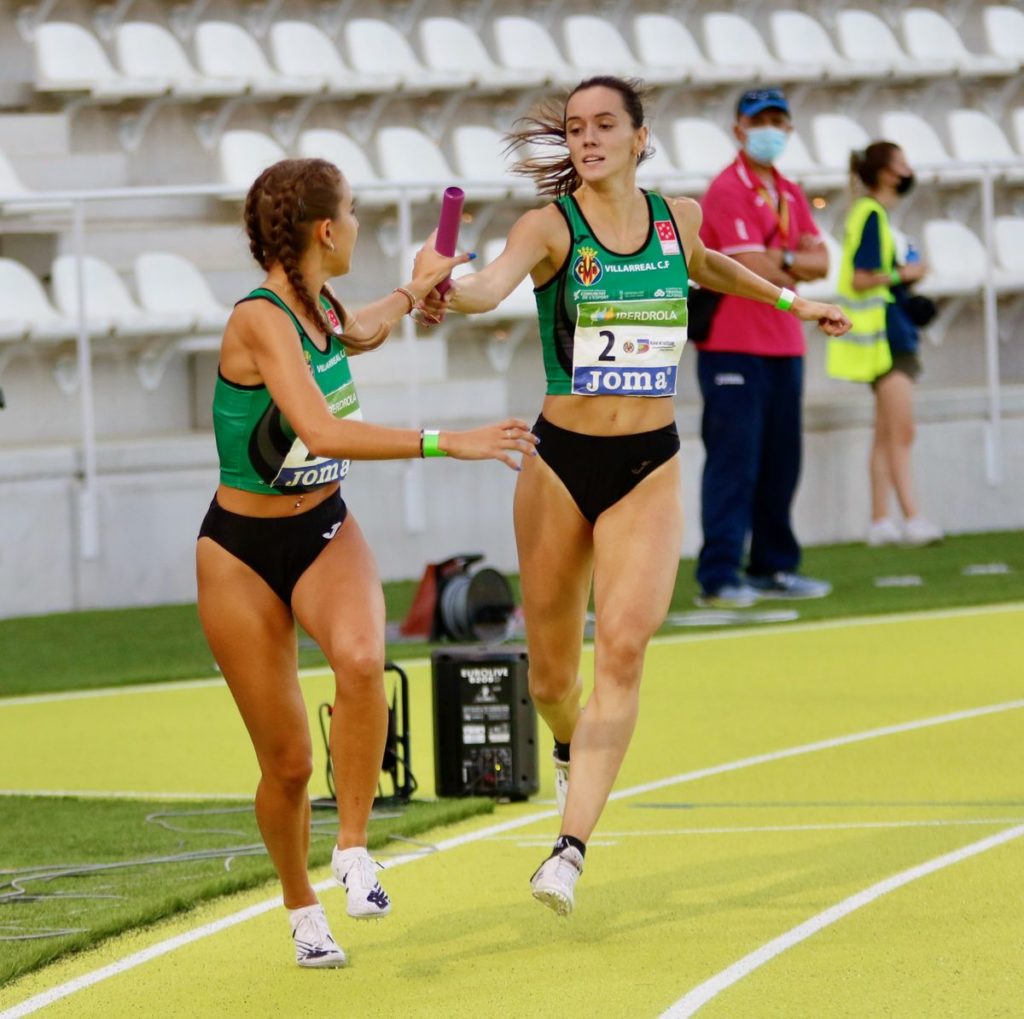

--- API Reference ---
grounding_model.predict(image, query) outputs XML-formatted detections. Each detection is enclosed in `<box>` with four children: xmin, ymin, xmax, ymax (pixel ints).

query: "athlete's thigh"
<box><xmin>513</xmin><ymin>454</ymin><xmax>594</xmax><ymax>670</ymax></box>
<box><xmin>592</xmin><ymin>455</ymin><xmax>683</xmax><ymax>637</ymax></box>
<box><xmin>291</xmin><ymin>512</ymin><xmax>385</xmax><ymax>668</ymax></box>
<box><xmin>196</xmin><ymin>538</ymin><xmax>310</xmax><ymax>763</ymax></box>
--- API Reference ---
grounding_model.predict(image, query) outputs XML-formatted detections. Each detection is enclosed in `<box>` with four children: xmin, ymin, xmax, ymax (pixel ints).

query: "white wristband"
<box><xmin>775</xmin><ymin>287</ymin><xmax>796</xmax><ymax>312</ymax></box>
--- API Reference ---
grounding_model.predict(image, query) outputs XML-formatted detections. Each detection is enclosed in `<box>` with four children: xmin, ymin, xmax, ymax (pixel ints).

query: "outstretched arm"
<box><xmin>438</xmin><ymin>206</ymin><xmax>561</xmax><ymax>314</ymax></box>
<box><xmin>673</xmin><ymin>196</ymin><xmax>850</xmax><ymax>337</ymax></box>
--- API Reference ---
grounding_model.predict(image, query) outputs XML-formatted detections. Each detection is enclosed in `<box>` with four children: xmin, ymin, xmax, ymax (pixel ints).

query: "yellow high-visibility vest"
<box><xmin>830</xmin><ymin>197</ymin><xmax>894</xmax><ymax>383</ymax></box>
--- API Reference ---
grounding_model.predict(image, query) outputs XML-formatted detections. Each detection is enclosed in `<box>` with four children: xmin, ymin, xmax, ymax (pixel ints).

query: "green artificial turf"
<box><xmin>0</xmin><ymin>794</ymin><xmax>493</xmax><ymax>986</ymax></box>
<box><xmin>1</xmin><ymin>531</ymin><xmax>1021</xmax><ymax>698</ymax></box>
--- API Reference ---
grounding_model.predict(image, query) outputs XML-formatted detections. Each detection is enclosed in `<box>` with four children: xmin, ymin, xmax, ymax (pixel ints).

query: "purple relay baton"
<box><xmin>433</xmin><ymin>186</ymin><xmax>465</xmax><ymax>297</ymax></box>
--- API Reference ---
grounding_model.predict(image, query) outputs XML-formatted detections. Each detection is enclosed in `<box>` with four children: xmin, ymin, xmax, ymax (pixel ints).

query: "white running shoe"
<box><xmin>530</xmin><ymin>845</ymin><xmax>584</xmax><ymax>916</ymax></box>
<box><xmin>290</xmin><ymin>904</ymin><xmax>347</xmax><ymax>968</ymax></box>
<box><xmin>332</xmin><ymin>846</ymin><xmax>391</xmax><ymax>919</ymax></box>
<box><xmin>903</xmin><ymin>517</ymin><xmax>944</xmax><ymax>547</ymax></box>
<box><xmin>553</xmin><ymin>751</ymin><xmax>570</xmax><ymax>817</ymax></box>
<box><xmin>867</xmin><ymin>518</ymin><xmax>902</xmax><ymax>547</ymax></box>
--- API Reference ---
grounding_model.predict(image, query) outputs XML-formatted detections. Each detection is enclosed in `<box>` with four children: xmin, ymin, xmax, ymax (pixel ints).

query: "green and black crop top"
<box><xmin>212</xmin><ymin>288</ymin><xmax>362</xmax><ymax>495</ymax></box>
<box><xmin>535</xmin><ymin>191</ymin><xmax>690</xmax><ymax>397</ymax></box>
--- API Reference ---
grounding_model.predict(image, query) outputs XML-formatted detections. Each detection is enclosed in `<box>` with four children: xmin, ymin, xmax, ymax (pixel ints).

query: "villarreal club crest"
<box><xmin>573</xmin><ymin>245</ymin><xmax>603</xmax><ymax>287</ymax></box>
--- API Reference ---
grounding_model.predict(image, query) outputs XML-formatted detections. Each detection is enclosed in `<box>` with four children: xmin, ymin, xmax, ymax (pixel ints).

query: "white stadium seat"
<box><xmin>375</xmin><ymin>127</ymin><xmax>455</xmax><ymax>202</ymax></box>
<box><xmin>878</xmin><ymin>111</ymin><xmax>977</xmax><ymax>183</ymax></box>
<box><xmin>296</xmin><ymin>129</ymin><xmax>396</xmax><ymax>207</ymax></box>
<box><xmin>217</xmin><ymin>130</ymin><xmax>287</xmax><ymax>199</ymax></box>
<box><xmin>921</xmin><ymin>220</ymin><xmax>987</xmax><ymax>297</ymax></box>
<box><xmin>769</xmin><ymin>11</ymin><xmax>889</xmax><ymax>82</ymax></box>
<box><xmin>925</xmin><ymin>223</ymin><xmax>1024</xmax><ymax>299</ymax></box>
<box><xmin>269</xmin><ymin>20</ymin><xmax>397</xmax><ymax>96</ymax></box>
<box><xmin>900</xmin><ymin>8</ymin><xmax>1017</xmax><ymax>78</ymax></box>
<box><xmin>34</xmin><ymin>21</ymin><xmax>167</xmax><ymax>100</ymax></box>
<box><xmin>0</xmin><ymin>149</ymin><xmax>70</xmax><ymax>216</ymax></box>
<box><xmin>637</xmin><ymin>131</ymin><xmax>692</xmax><ymax>191</ymax></box>
<box><xmin>0</xmin><ymin>258</ymin><xmax>87</xmax><ymax>344</ymax></box>
<box><xmin>921</xmin><ymin>220</ymin><xmax>984</xmax><ymax>296</ymax></box>
<box><xmin>631</xmin><ymin>14</ymin><xmax>738</xmax><ymax>86</ymax></box>
<box><xmin>1013</xmin><ymin>108</ymin><xmax>1024</xmax><ymax>158</ymax></box>
<box><xmin>560</xmin><ymin>15</ymin><xmax>677</xmax><ymax>86</ymax></box>
<box><xmin>450</xmin><ymin>125</ymin><xmax>532</xmax><ymax>200</ymax></box>
<box><xmin>114</xmin><ymin>22</ymin><xmax>245</xmax><ymax>99</ymax></box>
<box><xmin>994</xmin><ymin>217</ymin><xmax>1024</xmax><ymax>279</ymax></box>
<box><xmin>343</xmin><ymin>18</ymin><xmax>471</xmax><ymax>93</ymax></box>
<box><xmin>491</xmin><ymin>17</ymin><xmax>576</xmax><ymax>88</ymax></box>
<box><xmin>704</xmin><ymin>12</ymin><xmax>822</xmax><ymax>82</ymax></box>
<box><xmin>670</xmin><ymin>117</ymin><xmax>736</xmax><ymax>182</ymax></box>
<box><xmin>983</xmin><ymin>6</ymin><xmax>1024</xmax><ymax>67</ymax></box>
<box><xmin>775</xmin><ymin>130</ymin><xmax>844</xmax><ymax>190</ymax></box>
<box><xmin>837</xmin><ymin>10</ymin><xmax>953</xmax><ymax>80</ymax></box>
<box><xmin>947</xmin><ymin>109</ymin><xmax>1024</xmax><ymax>181</ymax></box>
<box><xmin>134</xmin><ymin>253</ymin><xmax>232</xmax><ymax>334</ymax></box>
<box><xmin>418</xmin><ymin>17</ymin><xmax>545</xmax><ymax>91</ymax></box>
<box><xmin>52</xmin><ymin>255</ymin><xmax>193</xmax><ymax>338</ymax></box>
<box><xmin>476</xmin><ymin>239</ymin><xmax>536</xmax><ymax>321</ymax></box>
<box><xmin>194</xmin><ymin>21</ymin><xmax>323</xmax><ymax>97</ymax></box>
<box><xmin>811</xmin><ymin>114</ymin><xmax>871</xmax><ymax>173</ymax></box>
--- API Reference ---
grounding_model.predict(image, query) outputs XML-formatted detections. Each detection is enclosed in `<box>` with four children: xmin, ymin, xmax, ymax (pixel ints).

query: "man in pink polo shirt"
<box><xmin>694</xmin><ymin>86</ymin><xmax>832</xmax><ymax>607</ymax></box>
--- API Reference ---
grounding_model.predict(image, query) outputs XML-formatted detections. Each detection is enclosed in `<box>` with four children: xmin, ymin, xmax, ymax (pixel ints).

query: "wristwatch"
<box><xmin>781</xmin><ymin>249</ymin><xmax>795</xmax><ymax>270</ymax></box>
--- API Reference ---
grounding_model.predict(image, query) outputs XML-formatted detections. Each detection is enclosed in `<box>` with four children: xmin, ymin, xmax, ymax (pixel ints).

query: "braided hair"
<box><xmin>505</xmin><ymin>76</ymin><xmax>652</xmax><ymax>197</ymax></box>
<box><xmin>243</xmin><ymin>158</ymin><xmax>385</xmax><ymax>352</ymax></box>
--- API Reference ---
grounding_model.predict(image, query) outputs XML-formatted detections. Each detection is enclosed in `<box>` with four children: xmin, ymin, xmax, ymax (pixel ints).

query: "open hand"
<box><xmin>440</xmin><ymin>418</ymin><xmax>539</xmax><ymax>471</ymax></box>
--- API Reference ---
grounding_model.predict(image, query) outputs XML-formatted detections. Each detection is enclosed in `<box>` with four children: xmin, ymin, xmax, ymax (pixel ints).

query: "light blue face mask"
<box><xmin>744</xmin><ymin>126</ymin><xmax>789</xmax><ymax>165</ymax></box>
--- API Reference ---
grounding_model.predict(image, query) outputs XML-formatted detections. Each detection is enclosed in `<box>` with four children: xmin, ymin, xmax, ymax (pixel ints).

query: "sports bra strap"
<box><xmin>237</xmin><ymin>287</ymin><xmax>309</xmax><ymax>340</ymax></box>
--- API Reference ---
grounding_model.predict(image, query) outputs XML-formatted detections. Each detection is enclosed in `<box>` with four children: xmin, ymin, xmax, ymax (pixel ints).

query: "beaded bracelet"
<box><xmin>393</xmin><ymin>286</ymin><xmax>417</xmax><ymax>314</ymax></box>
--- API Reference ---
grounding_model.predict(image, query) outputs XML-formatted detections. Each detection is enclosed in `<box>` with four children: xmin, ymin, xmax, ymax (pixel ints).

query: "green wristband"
<box><xmin>890</xmin><ymin>268</ymin><xmax>902</xmax><ymax>286</ymax></box>
<box><xmin>775</xmin><ymin>287</ymin><xmax>796</xmax><ymax>312</ymax></box>
<box><xmin>420</xmin><ymin>429</ymin><xmax>447</xmax><ymax>458</ymax></box>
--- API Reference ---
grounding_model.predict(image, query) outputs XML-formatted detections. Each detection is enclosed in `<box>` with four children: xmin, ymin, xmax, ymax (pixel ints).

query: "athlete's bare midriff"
<box><xmin>539</xmin><ymin>392</ymin><xmax>676</xmax><ymax>436</ymax></box>
<box><xmin>213</xmin><ymin>481</ymin><xmax>341</xmax><ymax>518</ymax></box>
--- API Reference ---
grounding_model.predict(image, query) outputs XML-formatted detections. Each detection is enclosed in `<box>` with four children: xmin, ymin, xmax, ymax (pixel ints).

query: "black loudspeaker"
<box><xmin>431</xmin><ymin>645</ymin><xmax>539</xmax><ymax>800</ymax></box>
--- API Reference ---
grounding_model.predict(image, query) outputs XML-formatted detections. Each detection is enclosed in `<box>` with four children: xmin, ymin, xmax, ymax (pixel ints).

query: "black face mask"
<box><xmin>895</xmin><ymin>173</ymin><xmax>916</xmax><ymax>195</ymax></box>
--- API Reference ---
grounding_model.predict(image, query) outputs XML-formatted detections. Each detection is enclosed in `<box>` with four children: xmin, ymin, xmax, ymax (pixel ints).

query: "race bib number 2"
<box><xmin>571</xmin><ymin>298</ymin><xmax>688</xmax><ymax>397</ymax></box>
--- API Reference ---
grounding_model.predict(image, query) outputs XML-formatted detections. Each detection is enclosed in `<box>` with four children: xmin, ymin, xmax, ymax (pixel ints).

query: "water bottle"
<box><xmin>904</xmin><ymin>241</ymin><xmax>920</xmax><ymax>265</ymax></box>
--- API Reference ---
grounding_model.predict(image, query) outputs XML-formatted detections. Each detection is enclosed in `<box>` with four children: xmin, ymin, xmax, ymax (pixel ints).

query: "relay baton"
<box><xmin>434</xmin><ymin>186</ymin><xmax>465</xmax><ymax>296</ymax></box>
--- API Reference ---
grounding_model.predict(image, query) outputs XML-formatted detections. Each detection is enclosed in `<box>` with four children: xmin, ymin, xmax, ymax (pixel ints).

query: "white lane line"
<box><xmin>484</xmin><ymin>817</ymin><xmax>1024</xmax><ymax>842</ymax></box>
<box><xmin>3</xmin><ymin>697</ymin><xmax>1021</xmax><ymax>1018</ymax></box>
<box><xmin>608</xmin><ymin>700</ymin><xmax>1024</xmax><ymax>803</ymax></box>
<box><xmin>660</xmin><ymin>822</ymin><xmax>1024</xmax><ymax>1018</ymax></box>
<box><xmin>3</xmin><ymin>601</ymin><xmax>1020</xmax><ymax>708</ymax></box>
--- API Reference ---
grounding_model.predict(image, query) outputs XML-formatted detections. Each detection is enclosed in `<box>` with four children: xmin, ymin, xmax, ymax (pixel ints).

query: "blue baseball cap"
<box><xmin>736</xmin><ymin>87</ymin><xmax>790</xmax><ymax>118</ymax></box>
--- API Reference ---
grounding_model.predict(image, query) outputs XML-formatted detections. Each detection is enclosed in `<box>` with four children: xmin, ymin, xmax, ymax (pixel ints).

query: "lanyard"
<box><xmin>738</xmin><ymin>151</ymin><xmax>791</xmax><ymax>247</ymax></box>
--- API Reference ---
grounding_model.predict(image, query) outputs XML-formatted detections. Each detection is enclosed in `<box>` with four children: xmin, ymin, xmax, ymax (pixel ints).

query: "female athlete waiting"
<box><xmin>196</xmin><ymin>158</ymin><xmax>536</xmax><ymax>966</ymax></box>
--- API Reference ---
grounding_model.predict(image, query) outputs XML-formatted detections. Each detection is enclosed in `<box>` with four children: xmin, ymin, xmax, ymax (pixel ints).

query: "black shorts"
<box><xmin>198</xmin><ymin>490</ymin><xmax>348</xmax><ymax>606</ymax></box>
<box><xmin>532</xmin><ymin>414</ymin><xmax>680</xmax><ymax>524</ymax></box>
<box><xmin>874</xmin><ymin>351</ymin><xmax>923</xmax><ymax>384</ymax></box>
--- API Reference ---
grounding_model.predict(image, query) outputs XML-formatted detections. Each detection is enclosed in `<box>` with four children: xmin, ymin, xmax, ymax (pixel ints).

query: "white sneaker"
<box><xmin>903</xmin><ymin>517</ymin><xmax>944</xmax><ymax>547</ymax></box>
<box><xmin>332</xmin><ymin>846</ymin><xmax>391</xmax><ymax>919</ymax></box>
<box><xmin>290</xmin><ymin>904</ymin><xmax>347</xmax><ymax>968</ymax></box>
<box><xmin>867</xmin><ymin>518</ymin><xmax>902</xmax><ymax>547</ymax></box>
<box><xmin>553</xmin><ymin>751</ymin><xmax>570</xmax><ymax>816</ymax></box>
<box><xmin>530</xmin><ymin>845</ymin><xmax>584</xmax><ymax>916</ymax></box>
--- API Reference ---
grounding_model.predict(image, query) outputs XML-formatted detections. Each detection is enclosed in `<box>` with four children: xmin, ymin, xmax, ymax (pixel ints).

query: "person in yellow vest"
<box><xmin>833</xmin><ymin>142</ymin><xmax>943</xmax><ymax>547</ymax></box>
